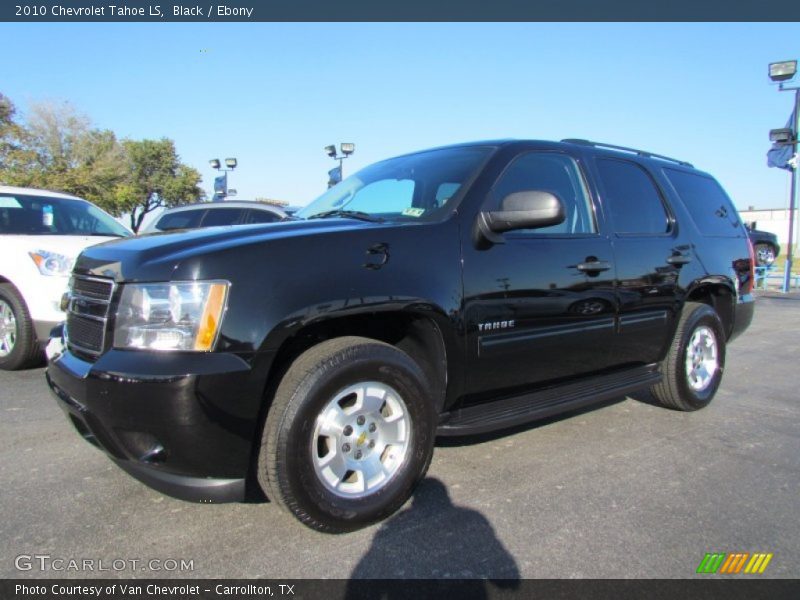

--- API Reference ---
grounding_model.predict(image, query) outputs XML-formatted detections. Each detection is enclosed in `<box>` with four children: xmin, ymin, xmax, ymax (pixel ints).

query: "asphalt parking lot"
<box><xmin>1</xmin><ymin>293</ymin><xmax>798</xmax><ymax>580</ymax></box>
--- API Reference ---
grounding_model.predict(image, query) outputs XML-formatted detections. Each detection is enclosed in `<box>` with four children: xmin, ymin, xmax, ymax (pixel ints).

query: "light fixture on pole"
<box><xmin>768</xmin><ymin>59</ymin><xmax>799</xmax><ymax>293</ymax></box>
<box><xmin>324</xmin><ymin>143</ymin><xmax>355</xmax><ymax>188</ymax></box>
<box><xmin>209</xmin><ymin>157</ymin><xmax>238</xmax><ymax>202</ymax></box>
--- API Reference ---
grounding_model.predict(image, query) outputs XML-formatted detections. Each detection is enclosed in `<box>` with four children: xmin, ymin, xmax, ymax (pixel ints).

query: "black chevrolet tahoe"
<box><xmin>46</xmin><ymin>139</ymin><xmax>755</xmax><ymax>532</ymax></box>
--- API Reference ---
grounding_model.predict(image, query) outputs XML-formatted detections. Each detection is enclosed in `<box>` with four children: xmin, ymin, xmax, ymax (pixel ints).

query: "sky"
<box><xmin>2</xmin><ymin>22</ymin><xmax>799</xmax><ymax>211</ymax></box>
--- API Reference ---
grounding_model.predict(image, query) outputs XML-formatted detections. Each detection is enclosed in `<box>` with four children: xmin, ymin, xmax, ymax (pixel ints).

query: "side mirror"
<box><xmin>476</xmin><ymin>190</ymin><xmax>566</xmax><ymax>245</ymax></box>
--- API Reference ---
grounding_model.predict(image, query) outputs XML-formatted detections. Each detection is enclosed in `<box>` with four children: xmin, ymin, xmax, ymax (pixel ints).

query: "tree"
<box><xmin>0</xmin><ymin>98</ymin><xmax>129</xmax><ymax>206</ymax></box>
<box><xmin>0</xmin><ymin>93</ymin><xmax>36</xmax><ymax>176</ymax></box>
<box><xmin>0</xmin><ymin>95</ymin><xmax>204</xmax><ymax>233</ymax></box>
<box><xmin>118</xmin><ymin>138</ymin><xmax>204</xmax><ymax>232</ymax></box>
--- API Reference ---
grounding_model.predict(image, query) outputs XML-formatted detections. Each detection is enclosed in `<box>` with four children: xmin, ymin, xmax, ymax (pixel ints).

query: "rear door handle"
<box><xmin>666</xmin><ymin>254</ymin><xmax>692</xmax><ymax>266</ymax></box>
<box><xmin>576</xmin><ymin>260</ymin><xmax>612</xmax><ymax>272</ymax></box>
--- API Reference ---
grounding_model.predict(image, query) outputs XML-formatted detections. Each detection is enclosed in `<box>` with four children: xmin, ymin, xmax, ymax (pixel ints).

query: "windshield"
<box><xmin>0</xmin><ymin>194</ymin><xmax>131</xmax><ymax>237</ymax></box>
<box><xmin>296</xmin><ymin>146</ymin><xmax>493</xmax><ymax>222</ymax></box>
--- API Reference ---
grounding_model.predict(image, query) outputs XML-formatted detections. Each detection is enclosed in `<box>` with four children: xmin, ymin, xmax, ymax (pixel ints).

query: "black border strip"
<box><xmin>3</xmin><ymin>579</ymin><xmax>800</xmax><ymax>599</ymax></box>
<box><xmin>3</xmin><ymin>0</ymin><xmax>800</xmax><ymax>22</ymax></box>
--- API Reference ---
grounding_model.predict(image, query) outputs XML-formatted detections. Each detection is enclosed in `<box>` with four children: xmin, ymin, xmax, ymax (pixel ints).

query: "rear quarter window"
<box><xmin>663</xmin><ymin>168</ymin><xmax>742</xmax><ymax>237</ymax></box>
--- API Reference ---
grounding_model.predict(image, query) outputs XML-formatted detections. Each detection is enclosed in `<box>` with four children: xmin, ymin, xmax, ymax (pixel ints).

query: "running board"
<box><xmin>437</xmin><ymin>365</ymin><xmax>661</xmax><ymax>436</ymax></box>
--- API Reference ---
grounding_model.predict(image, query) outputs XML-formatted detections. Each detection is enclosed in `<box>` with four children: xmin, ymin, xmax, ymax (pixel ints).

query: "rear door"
<box><xmin>590</xmin><ymin>157</ymin><xmax>690</xmax><ymax>366</ymax></box>
<box><xmin>462</xmin><ymin>150</ymin><xmax>619</xmax><ymax>397</ymax></box>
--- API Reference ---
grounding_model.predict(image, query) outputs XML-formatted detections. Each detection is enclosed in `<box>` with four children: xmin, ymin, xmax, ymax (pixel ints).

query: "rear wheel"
<box><xmin>651</xmin><ymin>302</ymin><xmax>726</xmax><ymax>411</ymax></box>
<box><xmin>0</xmin><ymin>283</ymin><xmax>39</xmax><ymax>371</ymax></box>
<box><xmin>257</xmin><ymin>336</ymin><xmax>437</xmax><ymax>532</ymax></box>
<box><xmin>754</xmin><ymin>243</ymin><xmax>776</xmax><ymax>266</ymax></box>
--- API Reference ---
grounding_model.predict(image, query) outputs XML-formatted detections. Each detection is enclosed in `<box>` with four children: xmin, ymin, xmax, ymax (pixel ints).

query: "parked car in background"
<box><xmin>142</xmin><ymin>201</ymin><xmax>288</xmax><ymax>233</ymax></box>
<box><xmin>745</xmin><ymin>224</ymin><xmax>780</xmax><ymax>266</ymax></box>
<box><xmin>0</xmin><ymin>185</ymin><xmax>132</xmax><ymax>370</ymax></box>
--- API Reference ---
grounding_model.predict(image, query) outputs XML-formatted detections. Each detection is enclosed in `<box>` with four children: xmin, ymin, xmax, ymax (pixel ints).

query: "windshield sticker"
<box><xmin>0</xmin><ymin>196</ymin><xmax>22</xmax><ymax>209</ymax></box>
<box><xmin>402</xmin><ymin>207</ymin><xmax>425</xmax><ymax>218</ymax></box>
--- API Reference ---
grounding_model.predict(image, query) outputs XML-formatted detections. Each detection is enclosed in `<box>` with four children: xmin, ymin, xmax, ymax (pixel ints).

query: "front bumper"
<box><xmin>46</xmin><ymin>348</ymin><xmax>270</xmax><ymax>503</ymax></box>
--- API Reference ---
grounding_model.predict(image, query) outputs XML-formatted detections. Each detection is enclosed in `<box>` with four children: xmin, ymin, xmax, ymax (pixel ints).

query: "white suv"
<box><xmin>0</xmin><ymin>185</ymin><xmax>132</xmax><ymax>370</ymax></box>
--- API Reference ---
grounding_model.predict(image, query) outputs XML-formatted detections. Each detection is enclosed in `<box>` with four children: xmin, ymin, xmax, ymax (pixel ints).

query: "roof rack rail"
<box><xmin>560</xmin><ymin>139</ymin><xmax>693</xmax><ymax>168</ymax></box>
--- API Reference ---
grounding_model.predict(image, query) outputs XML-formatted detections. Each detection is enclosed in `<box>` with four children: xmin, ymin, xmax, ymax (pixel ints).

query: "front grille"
<box><xmin>66</xmin><ymin>314</ymin><xmax>105</xmax><ymax>352</ymax></box>
<box><xmin>72</xmin><ymin>277</ymin><xmax>114</xmax><ymax>300</ymax></box>
<box><xmin>65</xmin><ymin>275</ymin><xmax>115</xmax><ymax>359</ymax></box>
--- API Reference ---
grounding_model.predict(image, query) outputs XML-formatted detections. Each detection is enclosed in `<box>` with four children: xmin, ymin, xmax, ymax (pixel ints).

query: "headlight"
<box><xmin>113</xmin><ymin>281</ymin><xmax>229</xmax><ymax>351</ymax></box>
<box><xmin>29</xmin><ymin>250</ymin><xmax>74</xmax><ymax>276</ymax></box>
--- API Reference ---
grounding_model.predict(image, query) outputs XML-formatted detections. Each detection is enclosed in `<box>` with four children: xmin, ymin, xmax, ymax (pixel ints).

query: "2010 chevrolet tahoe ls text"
<box><xmin>46</xmin><ymin>139</ymin><xmax>755</xmax><ymax>532</ymax></box>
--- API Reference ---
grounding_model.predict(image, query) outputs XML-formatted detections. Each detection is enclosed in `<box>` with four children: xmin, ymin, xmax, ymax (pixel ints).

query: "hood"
<box><xmin>73</xmin><ymin>218</ymin><xmax>386</xmax><ymax>281</ymax></box>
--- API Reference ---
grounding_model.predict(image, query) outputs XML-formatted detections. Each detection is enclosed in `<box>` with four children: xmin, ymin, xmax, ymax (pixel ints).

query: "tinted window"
<box><xmin>154</xmin><ymin>209</ymin><xmax>204</xmax><ymax>231</ymax></box>
<box><xmin>664</xmin><ymin>169</ymin><xmax>741</xmax><ymax>236</ymax></box>
<box><xmin>595</xmin><ymin>159</ymin><xmax>669</xmax><ymax>234</ymax></box>
<box><xmin>0</xmin><ymin>194</ymin><xmax>130</xmax><ymax>237</ymax></box>
<box><xmin>344</xmin><ymin>179</ymin><xmax>416</xmax><ymax>214</ymax></box>
<box><xmin>297</xmin><ymin>146</ymin><xmax>491</xmax><ymax>222</ymax></box>
<box><xmin>245</xmin><ymin>209</ymin><xmax>282</xmax><ymax>224</ymax></box>
<box><xmin>490</xmin><ymin>152</ymin><xmax>595</xmax><ymax>235</ymax></box>
<box><xmin>201</xmin><ymin>208</ymin><xmax>243</xmax><ymax>227</ymax></box>
<box><xmin>435</xmin><ymin>182</ymin><xmax>462</xmax><ymax>206</ymax></box>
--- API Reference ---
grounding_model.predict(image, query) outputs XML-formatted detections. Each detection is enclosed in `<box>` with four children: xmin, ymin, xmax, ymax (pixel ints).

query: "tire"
<box><xmin>651</xmin><ymin>302</ymin><xmax>726</xmax><ymax>411</ymax></box>
<box><xmin>0</xmin><ymin>283</ymin><xmax>40</xmax><ymax>371</ymax></box>
<box><xmin>754</xmin><ymin>243</ymin><xmax>776</xmax><ymax>267</ymax></box>
<box><xmin>257</xmin><ymin>336</ymin><xmax>437</xmax><ymax>533</ymax></box>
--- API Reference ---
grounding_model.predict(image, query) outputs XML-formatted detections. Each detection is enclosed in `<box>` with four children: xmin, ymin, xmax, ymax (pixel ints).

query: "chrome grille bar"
<box><xmin>65</xmin><ymin>275</ymin><xmax>116</xmax><ymax>358</ymax></box>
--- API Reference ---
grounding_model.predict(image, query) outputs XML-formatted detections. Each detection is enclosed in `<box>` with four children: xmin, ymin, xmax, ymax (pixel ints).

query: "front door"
<box><xmin>462</xmin><ymin>151</ymin><xmax>618</xmax><ymax>398</ymax></box>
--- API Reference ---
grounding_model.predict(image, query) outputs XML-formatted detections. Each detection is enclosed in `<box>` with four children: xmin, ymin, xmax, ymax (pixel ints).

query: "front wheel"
<box><xmin>651</xmin><ymin>302</ymin><xmax>726</xmax><ymax>411</ymax></box>
<box><xmin>257</xmin><ymin>336</ymin><xmax>437</xmax><ymax>532</ymax></box>
<box><xmin>0</xmin><ymin>283</ymin><xmax>39</xmax><ymax>371</ymax></box>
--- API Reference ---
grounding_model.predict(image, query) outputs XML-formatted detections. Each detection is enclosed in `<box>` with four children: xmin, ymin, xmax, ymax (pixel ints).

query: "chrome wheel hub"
<box><xmin>0</xmin><ymin>299</ymin><xmax>17</xmax><ymax>357</ymax></box>
<box><xmin>756</xmin><ymin>246</ymin><xmax>775</xmax><ymax>265</ymax></box>
<box><xmin>311</xmin><ymin>381</ymin><xmax>410</xmax><ymax>498</ymax></box>
<box><xmin>685</xmin><ymin>325</ymin><xmax>718</xmax><ymax>392</ymax></box>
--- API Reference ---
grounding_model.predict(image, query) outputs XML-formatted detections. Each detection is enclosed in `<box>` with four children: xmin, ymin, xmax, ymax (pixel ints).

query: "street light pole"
<box><xmin>784</xmin><ymin>88</ymin><xmax>800</xmax><ymax>293</ymax></box>
<box><xmin>209</xmin><ymin>157</ymin><xmax>237</xmax><ymax>202</ymax></box>
<box><xmin>324</xmin><ymin>143</ymin><xmax>355</xmax><ymax>188</ymax></box>
<box><xmin>768</xmin><ymin>60</ymin><xmax>799</xmax><ymax>293</ymax></box>
<box><xmin>783</xmin><ymin>88</ymin><xmax>800</xmax><ymax>293</ymax></box>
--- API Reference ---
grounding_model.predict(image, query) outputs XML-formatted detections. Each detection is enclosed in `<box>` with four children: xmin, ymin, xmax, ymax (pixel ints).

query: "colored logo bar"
<box><xmin>696</xmin><ymin>552</ymin><xmax>773</xmax><ymax>574</ymax></box>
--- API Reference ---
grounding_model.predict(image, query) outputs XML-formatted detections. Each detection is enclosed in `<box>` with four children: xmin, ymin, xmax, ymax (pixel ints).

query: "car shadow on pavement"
<box><xmin>344</xmin><ymin>477</ymin><xmax>520</xmax><ymax>596</ymax></box>
<box><xmin>625</xmin><ymin>389</ymin><xmax>665</xmax><ymax>409</ymax></box>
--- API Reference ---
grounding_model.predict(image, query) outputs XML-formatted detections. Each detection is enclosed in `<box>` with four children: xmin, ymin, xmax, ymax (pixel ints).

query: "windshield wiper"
<box><xmin>307</xmin><ymin>210</ymin><xmax>385</xmax><ymax>223</ymax></box>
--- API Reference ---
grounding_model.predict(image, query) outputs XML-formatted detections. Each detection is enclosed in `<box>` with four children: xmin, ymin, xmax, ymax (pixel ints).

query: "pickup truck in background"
<box><xmin>745</xmin><ymin>224</ymin><xmax>781</xmax><ymax>266</ymax></box>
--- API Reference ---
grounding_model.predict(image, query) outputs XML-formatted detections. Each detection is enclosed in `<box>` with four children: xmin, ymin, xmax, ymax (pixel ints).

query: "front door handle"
<box><xmin>666</xmin><ymin>254</ymin><xmax>692</xmax><ymax>266</ymax></box>
<box><xmin>576</xmin><ymin>260</ymin><xmax>612</xmax><ymax>272</ymax></box>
